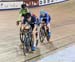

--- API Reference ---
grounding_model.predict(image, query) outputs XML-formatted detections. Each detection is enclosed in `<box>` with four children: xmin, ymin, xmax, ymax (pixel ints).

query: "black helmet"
<box><xmin>21</xmin><ymin>4</ymin><xmax>27</xmax><ymax>9</ymax></box>
<box><xmin>25</xmin><ymin>13</ymin><xmax>31</xmax><ymax>18</ymax></box>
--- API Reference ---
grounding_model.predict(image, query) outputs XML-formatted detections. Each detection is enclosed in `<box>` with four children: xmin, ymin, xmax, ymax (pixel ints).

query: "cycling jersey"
<box><xmin>23</xmin><ymin>15</ymin><xmax>37</xmax><ymax>30</ymax></box>
<box><xmin>17</xmin><ymin>8</ymin><xmax>29</xmax><ymax>22</ymax></box>
<box><xmin>39</xmin><ymin>12</ymin><xmax>51</xmax><ymax>24</ymax></box>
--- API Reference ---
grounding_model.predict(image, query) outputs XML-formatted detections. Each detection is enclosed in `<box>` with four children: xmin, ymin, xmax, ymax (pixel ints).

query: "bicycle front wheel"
<box><xmin>39</xmin><ymin>28</ymin><xmax>45</xmax><ymax>43</ymax></box>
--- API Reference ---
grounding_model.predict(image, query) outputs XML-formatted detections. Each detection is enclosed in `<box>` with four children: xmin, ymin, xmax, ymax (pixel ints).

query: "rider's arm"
<box><xmin>39</xmin><ymin>15</ymin><xmax>43</xmax><ymax>23</ymax></box>
<box><xmin>17</xmin><ymin>7</ymin><xmax>30</xmax><ymax>21</ymax></box>
<box><xmin>17</xmin><ymin>9</ymin><xmax>23</xmax><ymax>22</ymax></box>
<box><xmin>46</xmin><ymin>14</ymin><xmax>51</xmax><ymax>24</ymax></box>
<box><xmin>16</xmin><ymin>9</ymin><xmax>23</xmax><ymax>25</ymax></box>
<box><xmin>26</xmin><ymin>8</ymin><xmax>30</xmax><ymax>12</ymax></box>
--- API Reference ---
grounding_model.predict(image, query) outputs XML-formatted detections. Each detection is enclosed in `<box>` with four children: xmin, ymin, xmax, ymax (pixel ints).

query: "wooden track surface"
<box><xmin>0</xmin><ymin>0</ymin><xmax>75</xmax><ymax>62</ymax></box>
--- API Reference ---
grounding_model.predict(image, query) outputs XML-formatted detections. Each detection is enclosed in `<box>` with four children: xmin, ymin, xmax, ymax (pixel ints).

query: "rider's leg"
<box><xmin>31</xmin><ymin>30</ymin><xmax>37</xmax><ymax>51</ymax></box>
<box><xmin>33</xmin><ymin>31</ymin><xmax>36</xmax><ymax>46</ymax></box>
<box><xmin>31</xmin><ymin>26</ymin><xmax>37</xmax><ymax>51</ymax></box>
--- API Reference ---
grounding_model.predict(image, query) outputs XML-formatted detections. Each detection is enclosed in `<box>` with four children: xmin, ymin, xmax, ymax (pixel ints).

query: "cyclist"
<box><xmin>16</xmin><ymin>3</ymin><xmax>30</xmax><ymax>49</ymax></box>
<box><xmin>39</xmin><ymin>10</ymin><xmax>51</xmax><ymax>42</ymax></box>
<box><xmin>16</xmin><ymin>3</ymin><xmax>29</xmax><ymax>25</ymax></box>
<box><xmin>21</xmin><ymin>13</ymin><xmax>38</xmax><ymax>51</ymax></box>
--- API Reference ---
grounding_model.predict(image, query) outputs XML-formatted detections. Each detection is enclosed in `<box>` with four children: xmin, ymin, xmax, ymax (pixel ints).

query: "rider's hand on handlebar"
<box><xmin>16</xmin><ymin>21</ymin><xmax>19</xmax><ymax>26</ymax></box>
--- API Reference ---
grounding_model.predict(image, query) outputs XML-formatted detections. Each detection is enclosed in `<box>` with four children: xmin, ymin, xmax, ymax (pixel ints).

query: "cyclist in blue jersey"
<box><xmin>39</xmin><ymin>10</ymin><xmax>51</xmax><ymax>42</ymax></box>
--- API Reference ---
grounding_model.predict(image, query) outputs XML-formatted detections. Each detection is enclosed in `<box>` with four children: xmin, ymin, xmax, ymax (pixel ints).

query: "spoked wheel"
<box><xmin>23</xmin><ymin>43</ymin><xmax>26</xmax><ymax>56</ymax></box>
<box><xmin>20</xmin><ymin>28</ymin><xmax>25</xmax><ymax>44</ymax></box>
<box><xmin>39</xmin><ymin>28</ymin><xmax>45</xmax><ymax>43</ymax></box>
<box><xmin>23</xmin><ymin>34</ymin><xmax>30</xmax><ymax>56</ymax></box>
<box><xmin>20</xmin><ymin>33</ymin><xmax>24</xmax><ymax>43</ymax></box>
<box><xmin>23</xmin><ymin>29</ymin><xmax>33</xmax><ymax>56</ymax></box>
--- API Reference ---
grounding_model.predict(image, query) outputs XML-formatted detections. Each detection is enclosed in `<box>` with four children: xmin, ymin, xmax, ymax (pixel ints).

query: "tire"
<box><xmin>23</xmin><ymin>43</ymin><xmax>26</xmax><ymax>56</ymax></box>
<box><xmin>20</xmin><ymin>28</ymin><xmax>24</xmax><ymax>44</ymax></box>
<box><xmin>23</xmin><ymin>28</ymin><xmax>33</xmax><ymax>55</ymax></box>
<box><xmin>39</xmin><ymin>28</ymin><xmax>45</xmax><ymax>43</ymax></box>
